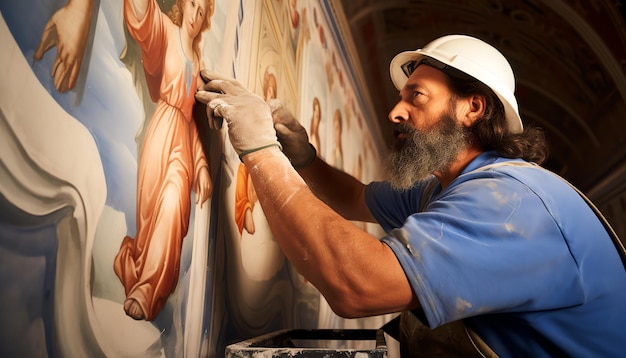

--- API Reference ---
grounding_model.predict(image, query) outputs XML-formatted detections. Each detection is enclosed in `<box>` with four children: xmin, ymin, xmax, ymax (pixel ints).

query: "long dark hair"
<box><xmin>443</xmin><ymin>67</ymin><xmax>549</xmax><ymax>165</ymax></box>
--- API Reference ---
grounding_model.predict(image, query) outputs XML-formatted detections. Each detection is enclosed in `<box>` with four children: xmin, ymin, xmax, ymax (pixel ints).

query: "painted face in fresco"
<box><xmin>313</xmin><ymin>101</ymin><xmax>321</xmax><ymax>121</ymax></box>
<box><xmin>334</xmin><ymin>111</ymin><xmax>342</xmax><ymax>144</ymax></box>
<box><xmin>183</xmin><ymin>0</ymin><xmax>210</xmax><ymax>39</ymax></box>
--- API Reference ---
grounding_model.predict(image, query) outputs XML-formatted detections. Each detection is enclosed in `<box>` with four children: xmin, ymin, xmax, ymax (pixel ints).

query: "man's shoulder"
<box><xmin>457</xmin><ymin>159</ymin><xmax>563</xmax><ymax>190</ymax></box>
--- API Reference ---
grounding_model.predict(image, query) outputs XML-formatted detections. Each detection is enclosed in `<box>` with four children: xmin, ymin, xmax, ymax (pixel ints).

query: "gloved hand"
<box><xmin>268</xmin><ymin>99</ymin><xmax>317</xmax><ymax>168</ymax></box>
<box><xmin>195</xmin><ymin>70</ymin><xmax>281</xmax><ymax>159</ymax></box>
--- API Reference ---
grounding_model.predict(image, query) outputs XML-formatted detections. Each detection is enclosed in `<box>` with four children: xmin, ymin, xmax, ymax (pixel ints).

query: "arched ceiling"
<box><xmin>335</xmin><ymin>0</ymin><xmax>626</xmax><ymax>192</ymax></box>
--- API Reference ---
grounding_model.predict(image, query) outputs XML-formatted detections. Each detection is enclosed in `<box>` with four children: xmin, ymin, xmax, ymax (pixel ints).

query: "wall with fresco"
<box><xmin>0</xmin><ymin>0</ymin><xmax>388</xmax><ymax>356</ymax></box>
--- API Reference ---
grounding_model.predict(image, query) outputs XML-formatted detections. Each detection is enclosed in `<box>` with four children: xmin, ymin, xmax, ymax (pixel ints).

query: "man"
<box><xmin>195</xmin><ymin>35</ymin><xmax>626</xmax><ymax>356</ymax></box>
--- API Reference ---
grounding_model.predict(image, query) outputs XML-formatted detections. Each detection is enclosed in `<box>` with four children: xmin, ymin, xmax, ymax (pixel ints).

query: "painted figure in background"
<box><xmin>114</xmin><ymin>0</ymin><xmax>215</xmax><ymax>321</ymax></box>
<box><xmin>235</xmin><ymin>66</ymin><xmax>277</xmax><ymax>236</ymax></box>
<box><xmin>330</xmin><ymin>108</ymin><xmax>343</xmax><ymax>169</ymax></box>
<box><xmin>309</xmin><ymin>97</ymin><xmax>322</xmax><ymax>153</ymax></box>
<box><xmin>288</xmin><ymin>0</ymin><xmax>300</xmax><ymax>51</ymax></box>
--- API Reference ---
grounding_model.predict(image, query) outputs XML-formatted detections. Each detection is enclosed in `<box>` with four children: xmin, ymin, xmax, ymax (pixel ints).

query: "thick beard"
<box><xmin>385</xmin><ymin>112</ymin><xmax>469</xmax><ymax>190</ymax></box>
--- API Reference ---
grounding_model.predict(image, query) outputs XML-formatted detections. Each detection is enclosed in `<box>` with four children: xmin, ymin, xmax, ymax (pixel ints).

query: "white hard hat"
<box><xmin>389</xmin><ymin>34</ymin><xmax>523</xmax><ymax>134</ymax></box>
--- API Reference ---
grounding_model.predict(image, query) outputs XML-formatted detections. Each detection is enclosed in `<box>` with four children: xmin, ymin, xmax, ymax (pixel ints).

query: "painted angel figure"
<box><xmin>114</xmin><ymin>0</ymin><xmax>215</xmax><ymax>321</ymax></box>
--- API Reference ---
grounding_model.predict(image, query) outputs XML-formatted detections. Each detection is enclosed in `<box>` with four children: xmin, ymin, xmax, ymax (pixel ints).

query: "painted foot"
<box><xmin>123</xmin><ymin>298</ymin><xmax>145</xmax><ymax>320</ymax></box>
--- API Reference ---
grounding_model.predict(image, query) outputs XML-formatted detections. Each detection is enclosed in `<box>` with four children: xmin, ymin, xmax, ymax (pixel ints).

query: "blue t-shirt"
<box><xmin>365</xmin><ymin>151</ymin><xmax>626</xmax><ymax>357</ymax></box>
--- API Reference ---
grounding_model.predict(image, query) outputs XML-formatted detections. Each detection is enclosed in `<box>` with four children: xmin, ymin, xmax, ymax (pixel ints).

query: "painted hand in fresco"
<box><xmin>34</xmin><ymin>0</ymin><xmax>94</xmax><ymax>93</ymax></box>
<box><xmin>195</xmin><ymin>70</ymin><xmax>280</xmax><ymax>156</ymax></box>
<box><xmin>195</xmin><ymin>167</ymin><xmax>212</xmax><ymax>208</ymax></box>
<box><xmin>270</xmin><ymin>99</ymin><xmax>316</xmax><ymax>167</ymax></box>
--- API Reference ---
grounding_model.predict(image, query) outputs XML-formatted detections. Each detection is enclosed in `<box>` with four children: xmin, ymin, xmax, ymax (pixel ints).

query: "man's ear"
<box><xmin>461</xmin><ymin>95</ymin><xmax>486</xmax><ymax>127</ymax></box>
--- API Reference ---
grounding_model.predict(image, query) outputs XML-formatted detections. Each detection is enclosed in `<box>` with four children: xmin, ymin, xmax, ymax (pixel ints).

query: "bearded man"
<box><xmin>196</xmin><ymin>35</ymin><xmax>626</xmax><ymax>357</ymax></box>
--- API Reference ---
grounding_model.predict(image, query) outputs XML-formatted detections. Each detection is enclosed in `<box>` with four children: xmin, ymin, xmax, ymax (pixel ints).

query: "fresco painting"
<box><xmin>0</xmin><ymin>0</ymin><xmax>387</xmax><ymax>356</ymax></box>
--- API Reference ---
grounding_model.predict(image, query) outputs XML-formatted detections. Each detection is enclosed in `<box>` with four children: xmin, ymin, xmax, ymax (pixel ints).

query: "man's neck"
<box><xmin>434</xmin><ymin>146</ymin><xmax>484</xmax><ymax>189</ymax></box>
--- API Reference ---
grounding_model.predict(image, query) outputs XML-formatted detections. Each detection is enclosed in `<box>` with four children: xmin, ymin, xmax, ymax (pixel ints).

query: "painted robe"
<box><xmin>235</xmin><ymin>163</ymin><xmax>254</xmax><ymax>235</ymax></box>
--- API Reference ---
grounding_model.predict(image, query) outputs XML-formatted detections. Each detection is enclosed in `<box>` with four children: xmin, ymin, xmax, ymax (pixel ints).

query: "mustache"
<box><xmin>393</xmin><ymin>122</ymin><xmax>416</xmax><ymax>138</ymax></box>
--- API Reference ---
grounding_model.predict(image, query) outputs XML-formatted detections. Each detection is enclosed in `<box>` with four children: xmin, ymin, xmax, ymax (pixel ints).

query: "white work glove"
<box><xmin>195</xmin><ymin>70</ymin><xmax>281</xmax><ymax>159</ymax></box>
<box><xmin>268</xmin><ymin>99</ymin><xmax>317</xmax><ymax>168</ymax></box>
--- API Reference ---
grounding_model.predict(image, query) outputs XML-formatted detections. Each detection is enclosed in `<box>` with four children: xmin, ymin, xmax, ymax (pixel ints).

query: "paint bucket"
<box><xmin>225</xmin><ymin>329</ymin><xmax>388</xmax><ymax>357</ymax></box>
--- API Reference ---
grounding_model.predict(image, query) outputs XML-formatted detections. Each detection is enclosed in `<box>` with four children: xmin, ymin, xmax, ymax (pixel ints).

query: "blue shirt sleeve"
<box><xmin>365</xmin><ymin>178</ymin><xmax>438</xmax><ymax>233</ymax></box>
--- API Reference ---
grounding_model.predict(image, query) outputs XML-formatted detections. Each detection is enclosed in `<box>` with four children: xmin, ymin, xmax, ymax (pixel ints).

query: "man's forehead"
<box><xmin>404</xmin><ymin>65</ymin><xmax>449</xmax><ymax>88</ymax></box>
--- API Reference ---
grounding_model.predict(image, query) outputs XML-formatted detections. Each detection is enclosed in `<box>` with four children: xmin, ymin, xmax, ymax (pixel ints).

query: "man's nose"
<box><xmin>388</xmin><ymin>101</ymin><xmax>409</xmax><ymax>123</ymax></box>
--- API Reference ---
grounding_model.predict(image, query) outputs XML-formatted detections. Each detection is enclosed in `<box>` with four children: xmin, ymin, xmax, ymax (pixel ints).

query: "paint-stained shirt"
<box><xmin>365</xmin><ymin>151</ymin><xmax>626</xmax><ymax>357</ymax></box>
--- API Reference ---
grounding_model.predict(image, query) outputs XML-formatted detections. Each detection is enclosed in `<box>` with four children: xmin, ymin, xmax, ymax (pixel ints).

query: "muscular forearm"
<box><xmin>296</xmin><ymin>157</ymin><xmax>375</xmax><ymax>222</ymax></box>
<box><xmin>242</xmin><ymin>147</ymin><xmax>418</xmax><ymax>318</ymax></box>
<box><xmin>194</xmin><ymin>72</ymin><xmax>418</xmax><ymax>315</ymax></box>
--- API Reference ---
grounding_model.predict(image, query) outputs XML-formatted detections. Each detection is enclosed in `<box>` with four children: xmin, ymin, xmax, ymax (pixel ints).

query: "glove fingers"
<box><xmin>269</xmin><ymin>102</ymin><xmax>303</xmax><ymax>132</ymax></box>
<box><xmin>276</xmin><ymin>113</ymin><xmax>305</xmax><ymax>134</ymax></box>
<box><xmin>274</xmin><ymin>122</ymin><xmax>291</xmax><ymax>138</ymax></box>
<box><xmin>207</xmin><ymin>104</ymin><xmax>223</xmax><ymax>130</ymax></box>
<box><xmin>267</xmin><ymin>98</ymin><xmax>282</xmax><ymax>112</ymax></box>
<box><xmin>199</xmin><ymin>69</ymin><xmax>227</xmax><ymax>83</ymax></box>
<box><xmin>199</xmin><ymin>69</ymin><xmax>245</xmax><ymax>95</ymax></box>
<box><xmin>275</xmin><ymin>122</ymin><xmax>307</xmax><ymax>149</ymax></box>
<box><xmin>195</xmin><ymin>90</ymin><xmax>224</xmax><ymax>130</ymax></box>
<box><xmin>195</xmin><ymin>89</ymin><xmax>219</xmax><ymax>104</ymax></box>
<box><xmin>211</xmin><ymin>101</ymin><xmax>228</xmax><ymax>119</ymax></box>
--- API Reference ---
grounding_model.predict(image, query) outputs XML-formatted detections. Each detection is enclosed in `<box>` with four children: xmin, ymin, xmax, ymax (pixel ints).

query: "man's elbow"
<box><xmin>321</xmin><ymin>279</ymin><xmax>418</xmax><ymax>319</ymax></box>
<box><xmin>323</xmin><ymin>288</ymin><xmax>376</xmax><ymax>319</ymax></box>
<box><xmin>327</xmin><ymin>297</ymin><xmax>367</xmax><ymax>319</ymax></box>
